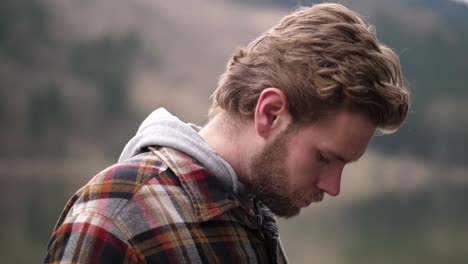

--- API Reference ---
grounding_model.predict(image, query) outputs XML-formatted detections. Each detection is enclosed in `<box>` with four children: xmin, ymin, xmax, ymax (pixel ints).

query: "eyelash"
<box><xmin>317</xmin><ymin>152</ymin><xmax>331</xmax><ymax>164</ymax></box>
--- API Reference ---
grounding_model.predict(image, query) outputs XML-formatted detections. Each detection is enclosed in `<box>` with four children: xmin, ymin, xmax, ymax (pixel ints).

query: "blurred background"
<box><xmin>0</xmin><ymin>0</ymin><xmax>467</xmax><ymax>263</ymax></box>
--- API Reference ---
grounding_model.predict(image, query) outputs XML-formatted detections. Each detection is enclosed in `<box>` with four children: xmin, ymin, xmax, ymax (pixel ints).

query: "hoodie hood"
<box><xmin>118</xmin><ymin>108</ymin><xmax>243</xmax><ymax>194</ymax></box>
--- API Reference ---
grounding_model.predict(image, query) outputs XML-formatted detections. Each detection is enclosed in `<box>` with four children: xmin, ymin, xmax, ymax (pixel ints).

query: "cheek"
<box><xmin>285</xmin><ymin>148</ymin><xmax>321</xmax><ymax>189</ymax></box>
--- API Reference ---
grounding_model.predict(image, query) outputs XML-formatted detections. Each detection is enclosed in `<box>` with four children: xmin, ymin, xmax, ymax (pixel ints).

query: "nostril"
<box><xmin>316</xmin><ymin>177</ymin><xmax>341</xmax><ymax>197</ymax></box>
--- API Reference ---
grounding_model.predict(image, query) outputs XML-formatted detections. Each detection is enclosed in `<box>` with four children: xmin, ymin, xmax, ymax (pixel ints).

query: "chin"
<box><xmin>273</xmin><ymin>207</ymin><xmax>301</xmax><ymax>219</ymax></box>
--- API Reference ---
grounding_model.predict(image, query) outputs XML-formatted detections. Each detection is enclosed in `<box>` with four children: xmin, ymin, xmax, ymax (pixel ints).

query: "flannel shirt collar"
<box><xmin>150</xmin><ymin>146</ymin><xmax>253</xmax><ymax>222</ymax></box>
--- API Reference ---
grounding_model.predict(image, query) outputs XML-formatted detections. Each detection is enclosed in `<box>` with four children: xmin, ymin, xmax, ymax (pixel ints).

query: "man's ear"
<box><xmin>254</xmin><ymin>88</ymin><xmax>291</xmax><ymax>139</ymax></box>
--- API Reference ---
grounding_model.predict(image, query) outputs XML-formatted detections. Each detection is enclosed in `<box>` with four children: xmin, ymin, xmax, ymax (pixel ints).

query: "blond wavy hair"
<box><xmin>209</xmin><ymin>3</ymin><xmax>409</xmax><ymax>132</ymax></box>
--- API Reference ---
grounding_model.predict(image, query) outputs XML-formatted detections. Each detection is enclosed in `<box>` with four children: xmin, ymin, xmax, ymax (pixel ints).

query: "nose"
<box><xmin>316</xmin><ymin>168</ymin><xmax>343</xmax><ymax>197</ymax></box>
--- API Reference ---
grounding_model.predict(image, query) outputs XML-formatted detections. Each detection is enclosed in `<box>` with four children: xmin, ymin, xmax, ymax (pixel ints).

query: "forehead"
<box><xmin>292</xmin><ymin>110</ymin><xmax>377</xmax><ymax>161</ymax></box>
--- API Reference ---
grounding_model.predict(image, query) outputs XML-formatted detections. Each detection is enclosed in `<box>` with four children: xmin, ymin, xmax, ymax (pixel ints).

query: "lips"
<box><xmin>299</xmin><ymin>192</ymin><xmax>324</xmax><ymax>207</ymax></box>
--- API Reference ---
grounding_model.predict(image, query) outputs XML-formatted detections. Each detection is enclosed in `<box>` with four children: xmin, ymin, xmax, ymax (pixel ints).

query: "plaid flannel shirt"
<box><xmin>44</xmin><ymin>146</ymin><xmax>288</xmax><ymax>263</ymax></box>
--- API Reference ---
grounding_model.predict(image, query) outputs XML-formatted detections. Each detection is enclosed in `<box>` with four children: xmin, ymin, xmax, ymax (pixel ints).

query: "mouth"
<box><xmin>299</xmin><ymin>192</ymin><xmax>324</xmax><ymax>207</ymax></box>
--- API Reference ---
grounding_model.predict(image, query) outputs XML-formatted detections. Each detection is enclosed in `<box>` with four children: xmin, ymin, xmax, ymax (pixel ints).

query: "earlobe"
<box><xmin>254</xmin><ymin>88</ymin><xmax>290</xmax><ymax>139</ymax></box>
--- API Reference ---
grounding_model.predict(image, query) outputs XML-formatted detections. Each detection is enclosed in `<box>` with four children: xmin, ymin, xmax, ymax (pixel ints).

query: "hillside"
<box><xmin>2</xmin><ymin>0</ymin><xmax>466</xmax><ymax>163</ymax></box>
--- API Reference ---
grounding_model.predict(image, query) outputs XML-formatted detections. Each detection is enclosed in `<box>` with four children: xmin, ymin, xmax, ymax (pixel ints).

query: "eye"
<box><xmin>317</xmin><ymin>152</ymin><xmax>331</xmax><ymax>164</ymax></box>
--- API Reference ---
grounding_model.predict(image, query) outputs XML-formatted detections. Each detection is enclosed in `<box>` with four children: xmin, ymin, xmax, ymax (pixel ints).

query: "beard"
<box><xmin>246</xmin><ymin>128</ymin><xmax>323</xmax><ymax>218</ymax></box>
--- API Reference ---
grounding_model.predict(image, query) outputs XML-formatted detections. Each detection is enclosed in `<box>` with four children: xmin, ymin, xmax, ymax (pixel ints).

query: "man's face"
<box><xmin>247</xmin><ymin>110</ymin><xmax>376</xmax><ymax>218</ymax></box>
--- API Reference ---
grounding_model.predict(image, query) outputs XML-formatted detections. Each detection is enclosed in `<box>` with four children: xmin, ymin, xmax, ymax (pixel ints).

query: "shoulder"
<box><xmin>66</xmin><ymin>149</ymin><xmax>186</xmax><ymax>221</ymax></box>
<box><xmin>45</xmin><ymin>150</ymin><xmax>174</xmax><ymax>263</ymax></box>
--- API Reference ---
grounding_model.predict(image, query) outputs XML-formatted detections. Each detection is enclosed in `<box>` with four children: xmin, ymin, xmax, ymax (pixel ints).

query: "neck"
<box><xmin>199</xmin><ymin>113</ymin><xmax>254</xmax><ymax>184</ymax></box>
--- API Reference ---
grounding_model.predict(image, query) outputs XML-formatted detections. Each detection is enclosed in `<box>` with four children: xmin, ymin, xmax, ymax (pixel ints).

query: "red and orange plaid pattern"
<box><xmin>44</xmin><ymin>146</ymin><xmax>287</xmax><ymax>263</ymax></box>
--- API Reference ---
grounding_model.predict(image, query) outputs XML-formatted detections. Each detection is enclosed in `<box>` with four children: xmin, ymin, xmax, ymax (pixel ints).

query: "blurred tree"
<box><xmin>370</xmin><ymin>2</ymin><xmax>468</xmax><ymax>164</ymax></box>
<box><xmin>0</xmin><ymin>0</ymin><xmax>147</xmax><ymax>158</ymax></box>
<box><xmin>71</xmin><ymin>33</ymin><xmax>141</xmax><ymax>120</ymax></box>
<box><xmin>0</xmin><ymin>88</ymin><xmax>4</xmax><ymax>126</ymax></box>
<box><xmin>0</xmin><ymin>0</ymin><xmax>50</xmax><ymax>68</ymax></box>
<box><xmin>27</xmin><ymin>82</ymin><xmax>68</xmax><ymax>156</ymax></box>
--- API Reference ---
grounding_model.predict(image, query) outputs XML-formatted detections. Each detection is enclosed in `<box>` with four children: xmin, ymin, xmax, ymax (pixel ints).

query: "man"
<box><xmin>44</xmin><ymin>3</ymin><xmax>409</xmax><ymax>263</ymax></box>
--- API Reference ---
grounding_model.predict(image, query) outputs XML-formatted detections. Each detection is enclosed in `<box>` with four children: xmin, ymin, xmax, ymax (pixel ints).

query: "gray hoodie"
<box><xmin>118</xmin><ymin>108</ymin><xmax>243</xmax><ymax>194</ymax></box>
